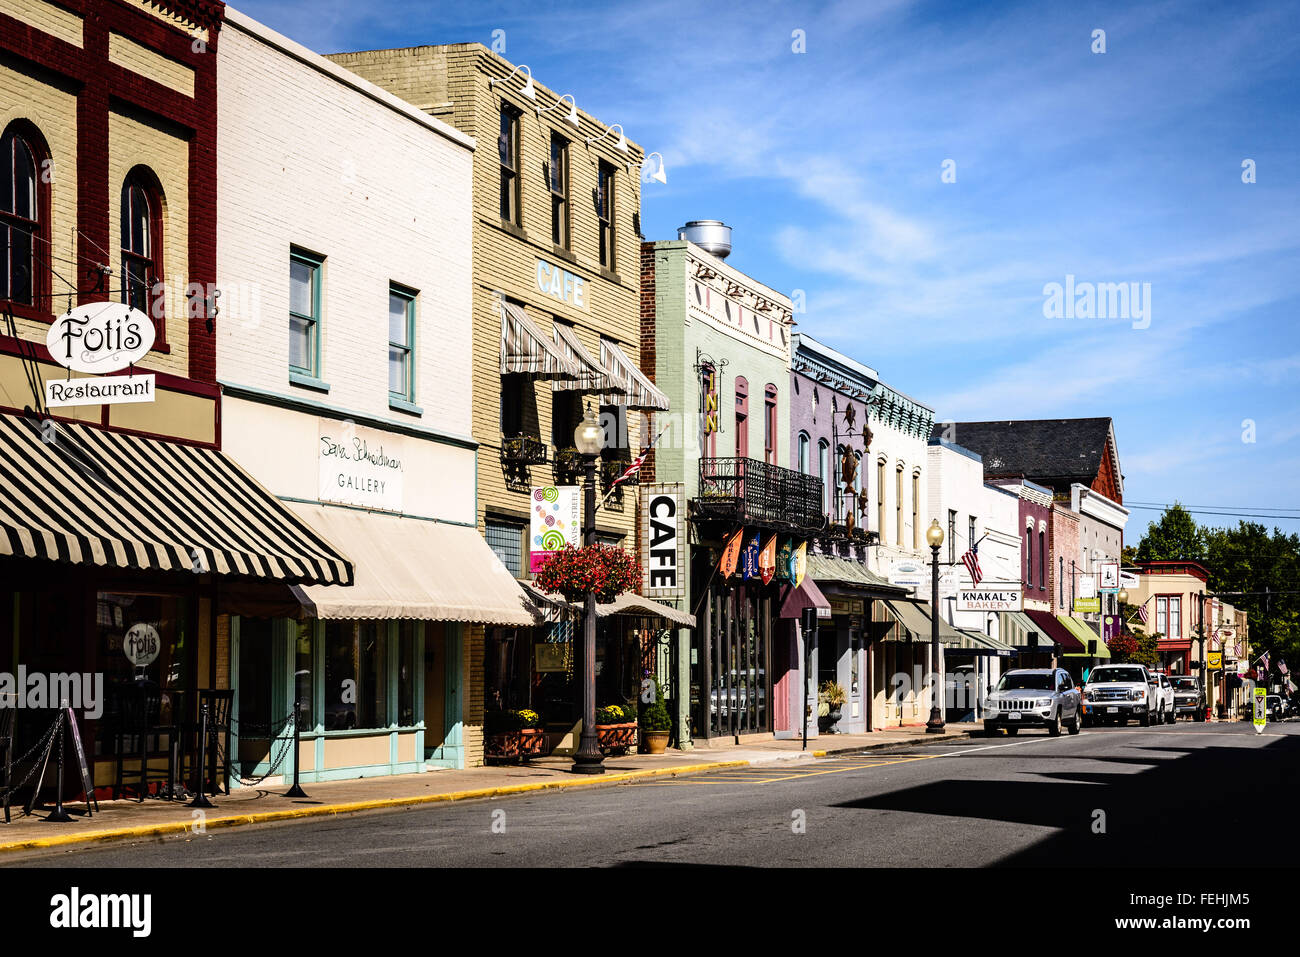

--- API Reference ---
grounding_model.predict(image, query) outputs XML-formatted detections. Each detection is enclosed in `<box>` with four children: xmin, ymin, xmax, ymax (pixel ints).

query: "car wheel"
<box><xmin>1139</xmin><ymin>712</ymin><xmax>1151</xmax><ymax>727</ymax></box>
<box><xmin>1047</xmin><ymin>715</ymin><xmax>1061</xmax><ymax>736</ymax></box>
<box><xmin>1067</xmin><ymin>712</ymin><xmax>1081</xmax><ymax>735</ymax></box>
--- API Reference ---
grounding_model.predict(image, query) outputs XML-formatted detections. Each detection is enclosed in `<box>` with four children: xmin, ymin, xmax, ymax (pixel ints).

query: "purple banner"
<box><xmin>740</xmin><ymin>534</ymin><xmax>761</xmax><ymax>580</ymax></box>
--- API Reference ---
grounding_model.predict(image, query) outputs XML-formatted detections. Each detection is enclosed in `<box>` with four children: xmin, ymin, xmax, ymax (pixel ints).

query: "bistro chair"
<box><xmin>0</xmin><ymin>707</ymin><xmax>14</xmax><ymax>823</ymax></box>
<box><xmin>112</xmin><ymin>680</ymin><xmax>177</xmax><ymax>801</ymax></box>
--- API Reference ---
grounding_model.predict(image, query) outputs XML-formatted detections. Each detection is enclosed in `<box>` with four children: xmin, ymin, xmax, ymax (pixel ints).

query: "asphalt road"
<box><xmin>11</xmin><ymin>721</ymin><xmax>1298</xmax><ymax>868</ymax></box>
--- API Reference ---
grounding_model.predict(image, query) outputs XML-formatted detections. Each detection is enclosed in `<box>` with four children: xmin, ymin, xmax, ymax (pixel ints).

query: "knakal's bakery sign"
<box><xmin>318</xmin><ymin>419</ymin><xmax>404</xmax><ymax>512</ymax></box>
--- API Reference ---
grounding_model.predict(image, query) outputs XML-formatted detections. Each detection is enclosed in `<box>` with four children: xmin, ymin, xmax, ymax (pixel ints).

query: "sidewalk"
<box><xmin>0</xmin><ymin>722</ymin><xmax>979</xmax><ymax>856</ymax></box>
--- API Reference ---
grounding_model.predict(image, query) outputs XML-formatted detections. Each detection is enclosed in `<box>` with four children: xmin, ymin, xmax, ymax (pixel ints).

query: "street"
<box><xmin>12</xmin><ymin>722</ymin><xmax>1296</xmax><ymax>868</ymax></box>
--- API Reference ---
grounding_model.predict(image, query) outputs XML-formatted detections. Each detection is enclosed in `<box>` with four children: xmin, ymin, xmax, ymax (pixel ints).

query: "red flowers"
<box><xmin>535</xmin><ymin>543</ymin><xmax>642</xmax><ymax>603</ymax></box>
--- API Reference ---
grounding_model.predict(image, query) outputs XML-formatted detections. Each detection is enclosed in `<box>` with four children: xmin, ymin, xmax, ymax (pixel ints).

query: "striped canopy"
<box><xmin>0</xmin><ymin>413</ymin><xmax>353</xmax><ymax>585</ymax></box>
<box><xmin>551</xmin><ymin>323</ymin><xmax>619</xmax><ymax>395</ymax></box>
<box><xmin>499</xmin><ymin>300</ymin><xmax>582</xmax><ymax>379</ymax></box>
<box><xmin>599</xmin><ymin>338</ymin><xmax>670</xmax><ymax>412</ymax></box>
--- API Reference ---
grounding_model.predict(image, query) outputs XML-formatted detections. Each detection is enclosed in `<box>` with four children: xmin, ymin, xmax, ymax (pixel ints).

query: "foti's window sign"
<box><xmin>535</xmin><ymin>258</ymin><xmax>588</xmax><ymax>310</ymax></box>
<box><xmin>641</xmin><ymin>484</ymin><xmax>685</xmax><ymax>599</ymax></box>
<box><xmin>318</xmin><ymin>419</ymin><xmax>404</xmax><ymax>512</ymax></box>
<box><xmin>46</xmin><ymin>302</ymin><xmax>155</xmax><ymax>374</ymax></box>
<box><xmin>123</xmin><ymin>623</ymin><xmax>161</xmax><ymax>667</ymax></box>
<box><xmin>956</xmin><ymin>587</ymin><xmax>1023</xmax><ymax>612</ymax></box>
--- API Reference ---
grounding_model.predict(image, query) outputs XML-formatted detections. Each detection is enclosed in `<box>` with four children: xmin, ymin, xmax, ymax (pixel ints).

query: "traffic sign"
<box><xmin>1253</xmin><ymin>687</ymin><xmax>1267</xmax><ymax>734</ymax></box>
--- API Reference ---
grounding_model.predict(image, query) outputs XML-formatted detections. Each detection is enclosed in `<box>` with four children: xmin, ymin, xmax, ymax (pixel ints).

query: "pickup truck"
<box><xmin>1170</xmin><ymin>675</ymin><xmax>1206</xmax><ymax>720</ymax></box>
<box><xmin>1148</xmin><ymin>672</ymin><xmax>1175</xmax><ymax>724</ymax></box>
<box><xmin>1082</xmin><ymin>664</ymin><xmax>1159</xmax><ymax>727</ymax></box>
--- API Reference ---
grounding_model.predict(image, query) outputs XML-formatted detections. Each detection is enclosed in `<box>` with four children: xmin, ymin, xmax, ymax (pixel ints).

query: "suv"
<box><xmin>1148</xmin><ymin>672</ymin><xmax>1175</xmax><ymax>724</ymax></box>
<box><xmin>1266</xmin><ymin>695</ymin><xmax>1286</xmax><ymax>722</ymax></box>
<box><xmin>984</xmin><ymin>668</ymin><xmax>1081</xmax><ymax>736</ymax></box>
<box><xmin>1170</xmin><ymin>675</ymin><xmax>1206</xmax><ymax>721</ymax></box>
<box><xmin>1083</xmin><ymin>664</ymin><xmax>1158</xmax><ymax>727</ymax></box>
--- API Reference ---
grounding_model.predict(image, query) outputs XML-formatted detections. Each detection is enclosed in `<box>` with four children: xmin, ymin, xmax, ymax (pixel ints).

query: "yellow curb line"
<box><xmin>0</xmin><ymin>760</ymin><xmax>751</xmax><ymax>855</ymax></box>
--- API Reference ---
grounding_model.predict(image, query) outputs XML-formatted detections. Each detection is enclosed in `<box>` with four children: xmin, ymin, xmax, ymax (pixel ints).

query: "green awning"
<box><xmin>999</xmin><ymin>611</ymin><xmax>1040</xmax><ymax>647</ymax></box>
<box><xmin>1061</xmin><ymin>617</ymin><xmax>1110</xmax><ymax>659</ymax></box>
<box><xmin>883</xmin><ymin>599</ymin><xmax>967</xmax><ymax>646</ymax></box>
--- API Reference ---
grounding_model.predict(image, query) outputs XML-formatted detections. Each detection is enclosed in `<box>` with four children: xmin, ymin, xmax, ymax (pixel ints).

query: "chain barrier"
<box><xmin>213</xmin><ymin>726</ymin><xmax>295</xmax><ymax>789</ymax></box>
<box><xmin>4</xmin><ymin>711</ymin><xmax>64</xmax><ymax>796</ymax></box>
<box><xmin>227</xmin><ymin>708</ymin><xmax>298</xmax><ymax>739</ymax></box>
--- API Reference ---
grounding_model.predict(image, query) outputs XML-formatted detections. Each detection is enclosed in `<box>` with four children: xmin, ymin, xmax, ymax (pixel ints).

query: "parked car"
<box><xmin>1170</xmin><ymin>675</ymin><xmax>1206</xmax><ymax>720</ymax></box>
<box><xmin>1266</xmin><ymin>695</ymin><xmax>1285</xmax><ymax>722</ymax></box>
<box><xmin>1148</xmin><ymin>672</ymin><xmax>1175</xmax><ymax>724</ymax></box>
<box><xmin>983</xmin><ymin>668</ymin><xmax>1081</xmax><ymax>736</ymax></box>
<box><xmin>1082</xmin><ymin>664</ymin><xmax>1158</xmax><ymax>727</ymax></box>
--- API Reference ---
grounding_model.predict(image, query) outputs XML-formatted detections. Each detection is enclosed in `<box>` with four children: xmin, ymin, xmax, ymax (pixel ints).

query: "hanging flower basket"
<box><xmin>534</xmin><ymin>543</ymin><xmax>642</xmax><ymax>604</ymax></box>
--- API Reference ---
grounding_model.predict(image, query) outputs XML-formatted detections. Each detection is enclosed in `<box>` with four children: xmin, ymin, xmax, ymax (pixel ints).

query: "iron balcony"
<box><xmin>696</xmin><ymin>456</ymin><xmax>825</xmax><ymax>531</ymax></box>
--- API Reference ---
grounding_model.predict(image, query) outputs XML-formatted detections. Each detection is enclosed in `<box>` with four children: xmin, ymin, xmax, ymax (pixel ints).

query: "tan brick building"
<box><xmin>328</xmin><ymin>44</ymin><xmax>664</xmax><ymax>757</ymax></box>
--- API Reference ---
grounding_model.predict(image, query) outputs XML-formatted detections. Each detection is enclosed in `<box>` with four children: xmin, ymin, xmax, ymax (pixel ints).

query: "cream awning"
<box><xmin>551</xmin><ymin>323</ymin><xmax>620</xmax><ymax>394</ymax></box>
<box><xmin>599</xmin><ymin>338</ymin><xmax>670</xmax><ymax>412</ymax></box>
<box><xmin>499</xmin><ymin>301</ymin><xmax>582</xmax><ymax>380</ymax></box>
<box><xmin>519</xmin><ymin>582</ymin><xmax>694</xmax><ymax>627</ymax></box>
<box><xmin>287</xmin><ymin>503</ymin><xmax>536</xmax><ymax>625</ymax></box>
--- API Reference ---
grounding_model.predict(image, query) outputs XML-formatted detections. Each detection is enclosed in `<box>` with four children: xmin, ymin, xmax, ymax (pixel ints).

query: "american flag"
<box><xmin>961</xmin><ymin>547</ymin><xmax>982</xmax><ymax>586</ymax></box>
<box><xmin>608</xmin><ymin>450</ymin><xmax>647</xmax><ymax>490</ymax></box>
<box><xmin>1280</xmin><ymin>659</ymin><xmax>1289</xmax><ymax>675</ymax></box>
<box><xmin>1138</xmin><ymin>603</ymin><xmax>1149</xmax><ymax>624</ymax></box>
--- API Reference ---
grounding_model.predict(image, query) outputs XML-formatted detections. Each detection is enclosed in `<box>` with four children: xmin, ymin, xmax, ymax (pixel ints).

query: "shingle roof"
<box><xmin>931</xmin><ymin>418</ymin><xmax>1115</xmax><ymax>492</ymax></box>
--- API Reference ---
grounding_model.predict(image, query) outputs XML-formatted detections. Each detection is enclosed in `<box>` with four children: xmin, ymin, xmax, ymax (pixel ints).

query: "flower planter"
<box><xmin>486</xmin><ymin>728</ymin><xmax>548</xmax><ymax>763</ymax></box>
<box><xmin>595</xmin><ymin>722</ymin><xmax>637</xmax><ymax>755</ymax></box>
<box><xmin>640</xmin><ymin>730</ymin><xmax>669</xmax><ymax>755</ymax></box>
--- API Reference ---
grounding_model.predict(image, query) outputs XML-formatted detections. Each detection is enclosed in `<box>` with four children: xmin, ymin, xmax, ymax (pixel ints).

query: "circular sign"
<box><xmin>123</xmin><ymin>623</ymin><xmax>161</xmax><ymax>667</ymax></box>
<box><xmin>46</xmin><ymin>301</ymin><xmax>156</xmax><ymax>374</ymax></box>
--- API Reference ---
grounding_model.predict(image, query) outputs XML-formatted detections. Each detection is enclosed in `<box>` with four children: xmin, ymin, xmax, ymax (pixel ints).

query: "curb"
<box><xmin>814</xmin><ymin>728</ymin><xmax>976</xmax><ymax>756</ymax></box>
<box><xmin>0</xmin><ymin>760</ymin><xmax>751</xmax><ymax>856</ymax></box>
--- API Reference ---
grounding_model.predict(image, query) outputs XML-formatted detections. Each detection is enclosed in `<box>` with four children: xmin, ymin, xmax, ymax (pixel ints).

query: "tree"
<box><xmin>1204</xmin><ymin>521</ymin><xmax>1300</xmax><ymax>667</ymax></box>
<box><xmin>1135</xmin><ymin>503</ymin><xmax>1205</xmax><ymax>562</ymax></box>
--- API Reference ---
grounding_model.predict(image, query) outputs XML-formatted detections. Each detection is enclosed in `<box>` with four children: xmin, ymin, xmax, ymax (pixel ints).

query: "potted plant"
<box><xmin>818</xmin><ymin>681</ymin><xmax>847</xmax><ymax>733</ymax></box>
<box><xmin>639</xmin><ymin>682</ymin><xmax>672</xmax><ymax>755</ymax></box>
<box><xmin>485</xmin><ymin>708</ymin><xmax>547</xmax><ymax>762</ymax></box>
<box><xmin>594</xmin><ymin>703</ymin><xmax>637</xmax><ymax>754</ymax></box>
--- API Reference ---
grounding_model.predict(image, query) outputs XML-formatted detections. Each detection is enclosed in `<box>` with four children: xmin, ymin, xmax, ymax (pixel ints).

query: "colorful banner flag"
<box><xmin>758</xmin><ymin>535</ymin><xmax>777</xmax><ymax>585</ymax></box>
<box><xmin>775</xmin><ymin>537</ymin><xmax>793</xmax><ymax>583</ymax></box>
<box><xmin>741</xmin><ymin>533</ymin><xmax>761</xmax><ymax>580</ymax></box>
<box><xmin>719</xmin><ymin>529</ymin><xmax>743</xmax><ymax>578</ymax></box>
<box><xmin>791</xmin><ymin>540</ymin><xmax>808</xmax><ymax>587</ymax></box>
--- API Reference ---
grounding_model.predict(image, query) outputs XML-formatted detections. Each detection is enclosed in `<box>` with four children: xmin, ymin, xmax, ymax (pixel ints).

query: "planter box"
<box><xmin>486</xmin><ymin>728</ymin><xmax>548</xmax><ymax>763</ymax></box>
<box><xmin>595</xmin><ymin>723</ymin><xmax>637</xmax><ymax>755</ymax></box>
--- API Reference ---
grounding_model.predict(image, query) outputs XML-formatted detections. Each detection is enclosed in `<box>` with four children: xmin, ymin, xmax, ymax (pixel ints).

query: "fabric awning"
<box><xmin>807</xmin><ymin>554</ymin><xmax>910</xmax><ymax>597</ymax></box>
<box><xmin>287</xmin><ymin>503</ymin><xmax>535</xmax><ymax>625</ymax></box>
<box><xmin>499</xmin><ymin>300</ymin><xmax>583</xmax><ymax>379</ymax></box>
<box><xmin>999</xmin><ymin>611</ymin><xmax>1039</xmax><ymax>647</ymax></box>
<box><xmin>1024</xmin><ymin>609</ymin><xmax>1086</xmax><ymax>654</ymax></box>
<box><xmin>955</xmin><ymin>627</ymin><xmax>1016</xmax><ymax>657</ymax></box>
<box><xmin>778</xmin><ymin>577</ymin><xmax>831</xmax><ymax>619</ymax></box>
<box><xmin>883</xmin><ymin>599</ymin><xmax>968</xmax><ymax>646</ymax></box>
<box><xmin>0</xmin><ymin>412</ymin><xmax>352</xmax><ymax>584</ymax></box>
<box><xmin>599</xmin><ymin>338</ymin><xmax>670</xmax><ymax>412</ymax></box>
<box><xmin>1061</xmin><ymin>616</ymin><xmax>1109</xmax><ymax>658</ymax></box>
<box><xmin>551</xmin><ymin>324</ymin><xmax>619</xmax><ymax>394</ymax></box>
<box><xmin>517</xmin><ymin>583</ymin><xmax>695</xmax><ymax>627</ymax></box>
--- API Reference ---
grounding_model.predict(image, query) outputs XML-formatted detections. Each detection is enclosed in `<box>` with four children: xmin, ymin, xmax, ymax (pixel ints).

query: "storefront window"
<box><xmin>323</xmin><ymin>620</ymin><xmax>388</xmax><ymax>731</ymax></box>
<box><xmin>97</xmin><ymin>592</ymin><xmax>191</xmax><ymax>757</ymax></box>
<box><xmin>295</xmin><ymin>620</ymin><xmax>314</xmax><ymax>728</ymax></box>
<box><xmin>397</xmin><ymin>621</ymin><xmax>419</xmax><ymax>727</ymax></box>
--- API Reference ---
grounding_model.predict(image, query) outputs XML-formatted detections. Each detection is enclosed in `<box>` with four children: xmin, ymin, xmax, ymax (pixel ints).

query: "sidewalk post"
<box><xmin>189</xmin><ymin>703</ymin><xmax>215</xmax><ymax>809</ymax></box>
<box><xmin>285</xmin><ymin>697</ymin><xmax>308</xmax><ymax>798</ymax></box>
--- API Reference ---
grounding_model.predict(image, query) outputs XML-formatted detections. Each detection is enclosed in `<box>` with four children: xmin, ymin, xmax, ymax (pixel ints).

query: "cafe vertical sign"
<box><xmin>641</xmin><ymin>484</ymin><xmax>685</xmax><ymax>600</ymax></box>
<box><xmin>318</xmin><ymin>418</ymin><xmax>404</xmax><ymax>512</ymax></box>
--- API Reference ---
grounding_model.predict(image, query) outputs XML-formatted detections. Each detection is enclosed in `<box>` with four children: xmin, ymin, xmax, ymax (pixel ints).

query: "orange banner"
<box><xmin>719</xmin><ymin>528</ymin><xmax>744</xmax><ymax>578</ymax></box>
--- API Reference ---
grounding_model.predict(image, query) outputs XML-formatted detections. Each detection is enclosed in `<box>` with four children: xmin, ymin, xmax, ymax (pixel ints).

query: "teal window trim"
<box><xmin>290</xmin><ymin>247</ymin><xmax>324</xmax><ymax>380</ymax></box>
<box><xmin>289</xmin><ymin>369</ymin><xmax>330</xmax><ymax>393</ymax></box>
<box><xmin>388</xmin><ymin>282</ymin><xmax>417</xmax><ymax>406</ymax></box>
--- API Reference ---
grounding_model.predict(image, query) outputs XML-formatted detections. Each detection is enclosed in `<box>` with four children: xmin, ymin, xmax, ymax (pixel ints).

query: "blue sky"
<box><xmin>235</xmin><ymin>0</ymin><xmax>1300</xmax><ymax>538</ymax></box>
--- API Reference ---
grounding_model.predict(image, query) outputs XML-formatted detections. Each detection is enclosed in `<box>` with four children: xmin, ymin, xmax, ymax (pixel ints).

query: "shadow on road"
<box><xmin>831</xmin><ymin>735</ymin><xmax>1299</xmax><ymax>866</ymax></box>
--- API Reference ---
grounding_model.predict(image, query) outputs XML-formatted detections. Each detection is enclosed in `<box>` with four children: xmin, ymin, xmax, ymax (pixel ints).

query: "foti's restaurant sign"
<box><xmin>318</xmin><ymin>419</ymin><xmax>404</xmax><ymax>512</ymax></box>
<box><xmin>956</xmin><ymin>587</ymin><xmax>1023</xmax><ymax>612</ymax></box>
<box><xmin>46</xmin><ymin>302</ymin><xmax>155</xmax><ymax>374</ymax></box>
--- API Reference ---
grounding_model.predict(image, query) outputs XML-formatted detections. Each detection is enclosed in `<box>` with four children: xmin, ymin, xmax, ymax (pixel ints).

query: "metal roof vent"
<box><xmin>678</xmin><ymin>220</ymin><xmax>731</xmax><ymax>260</ymax></box>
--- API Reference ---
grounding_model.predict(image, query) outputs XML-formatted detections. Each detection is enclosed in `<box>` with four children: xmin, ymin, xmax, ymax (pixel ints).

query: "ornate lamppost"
<box><xmin>925</xmin><ymin>518</ymin><xmax>946</xmax><ymax>733</ymax></box>
<box><xmin>570</xmin><ymin>409</ymin><xmax>606</xmax><ymax>774</ymax></box>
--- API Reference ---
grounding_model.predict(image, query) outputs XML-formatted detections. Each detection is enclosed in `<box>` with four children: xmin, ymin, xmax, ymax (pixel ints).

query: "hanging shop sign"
<box><xmin>641</xmin><ymin>484</ymin><xmax>685</xmax><ymax>599</ymax></box>
<box><xmin>1099</xmin><ymin>560</ymin><xmax>1120</xmax><ymax>591</ymax></box>
<box><xmin>535</xmin><ymin>258</ymin><xmax>588</xmax><ymax>311</ymax></box>
<box><xmin>741</xmin><ymin>533</ymin><xmax>761</xmax><ymax>580</ymax></box>
<box><xmin>1079</xmin><ymin>575</ymin><xmax>1098</xmax><ymax>599</ymax></box>
<box><xmin>957</xmin><ymin>588</ymin><xmax>1023</xmax><ymax>612</ymax></box>
<box><xmin>1207</xmin><ymin>651</ymin><xmax>1223</xmax><ymax>671</ymax></box>
<box><xmin>774</xmin><ymin>537</ymin><xmax>793</xmax><ymax>583</ymax></box>
<box><xmin>888</xmin><ymin>559</ymin><xmax>924</xmax><ymax>593</ymax></box>
<box><xmin>719</xmin><ymin>528</ymin><xmax>744</xmax><ymax>577</ymax></box>
<box><xmin>1119</xmin><ymin>570</ymin><xmax>1140</xmax><ymax>589</ymax></box>
<box><xmin>791</xmin><ymin>540</ymin><xmax>808</xmax><ymax>587</ymax></box>
<box><xmin>529</xmin><ymin>485</ymin><xmax>581</xmax><ymax>574</ymax></box>
<box><xmin>123</xmin><ymin>623</ymin><xmax>161</xmax><ymax>667</ymax></box>
<box><xmin>1073</xmin><ymin>597</ymin><xmax>1101</xmax><ymax>614</ymax></box>
<box><xmin>45</xmin><ymin>374</ymin><xmax>155</xmax><ymax>407</ymax></box>
<box><xmin>830</xmin><ymin>596</ymin><xmax>864</xmax><ymax>617</ymax></box>
<box><xmin>1102</xmin><ymin>614</ymin><xmax>1119</xmax><ymax>643</ymax></box>
<box><xmin>758</xmin><ymin>535</ymin><xmax>777</xmax><ymax>585</ymax></box>
<box><xmin>535</xmin><ymin>642</ymin><xmax>568</xmax><ymax>673</ymax></box>
<box><xmin>319</xmin><ymin>419</ymin><xmax>404</xmax><ymax>513</ymax></box>
<box><xmin>46</xmin><ymin>301</ymin><xmax>155</xmax><ymax>374</ymax></box>
<box><xmin>701</xmin><ymin>367</ymin><xmax>719</xmax><ymax>434</ymax></box>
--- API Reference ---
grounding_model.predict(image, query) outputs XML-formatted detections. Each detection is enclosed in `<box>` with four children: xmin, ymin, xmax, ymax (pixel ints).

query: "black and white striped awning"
<box><xmin>599</xmin><ymin>338</ymin><xmax>670</xmax><ymax>412</ymax></box>
<box><xmin>499</xmin><ymin>301</ymin><xmax>583</xmax><ymax>380</ymax></box>
<box><xmin>0</xmin><ymin>413</ymin><xmax>353</xmax><ymax>585</ymax></box>
<box><xmin>551</xmin><ymin>323</ymin><xmax>620</xmax><ymax>395</ymax></box>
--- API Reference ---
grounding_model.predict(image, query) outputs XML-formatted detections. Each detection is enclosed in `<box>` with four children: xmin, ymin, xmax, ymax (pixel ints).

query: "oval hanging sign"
<box><xmin>46</xmin><ymin>301</ymin><xmax>155</xmax><ymax>374</ymax></box>
<box><xmin>123</xmin><ymin>622</ymin><xmax>161</xmax><ymax>667</ymax></box>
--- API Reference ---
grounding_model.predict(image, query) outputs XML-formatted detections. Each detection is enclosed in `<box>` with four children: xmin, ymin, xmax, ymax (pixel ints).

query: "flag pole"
<box><xmin>594</xmin><ymin>423</ymin><xmax>669</xmax><ymax>514</ymax></box>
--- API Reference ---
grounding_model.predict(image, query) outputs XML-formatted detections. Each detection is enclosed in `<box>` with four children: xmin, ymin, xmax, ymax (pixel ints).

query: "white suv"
<box><xmin>1083</xmin><ymin>664</ymin><xmax>1161</xmax><ymax>726</ymax></box>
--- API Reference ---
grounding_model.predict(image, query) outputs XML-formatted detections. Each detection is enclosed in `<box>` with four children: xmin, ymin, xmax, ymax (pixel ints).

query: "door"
<box><xmin>424</xmin><ymin>622</ymin><xmax>445</xmax><ymax>758</ymax></box>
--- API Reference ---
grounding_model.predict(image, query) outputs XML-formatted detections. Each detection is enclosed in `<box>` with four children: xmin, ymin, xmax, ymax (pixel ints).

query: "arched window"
<box><xmin>120</xmin><ymin>166</ymin><xmax>165</xmax><ymax>337</ymax></box>
<box><xmin>1038</xmin><ymin>529</ymin><xmax>1046</xmax><ymax>590</ymax></box>
<box><xmin>763</xmin><ymin>384</ymin><xmax>778</xmax><ymax>465</ymax></box>
<box><xmin>1</xmin><ymin>121</ymin><xmax>51</xmax><ymax>311</ymax></box>
<box><xmin>797</xmin><ymin>431</ymin><xmax>810</xmax><ymax>474</ymax></box>
<box><xmin>1025</xmin><ymin>524</ymin><xmax>1033</xmax><ymax>586</ymax></box>
<box><xmin>735</xmin><ymin>376</ymin><xmax>749</xmax><ymax>459</ymax></box>
<box><xmin>817</xmin><ymin>438</ymin><xmax>830</xmax><ymax>514</ymax></box>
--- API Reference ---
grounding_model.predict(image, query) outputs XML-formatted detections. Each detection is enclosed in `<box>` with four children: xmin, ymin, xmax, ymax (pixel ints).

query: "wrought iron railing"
<box><xmin>500</xmin><ymin>434</ymin><xmax>548</xmax><ymax>465</ymax></box>
<box><xmin>696</xmin><ymin>457</ymin><xmax>825</xmax><ymax>531</ymax></box>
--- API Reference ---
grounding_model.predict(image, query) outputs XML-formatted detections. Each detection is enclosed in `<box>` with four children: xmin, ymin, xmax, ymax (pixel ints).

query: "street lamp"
<box><xmin>571</xmin><ymin>407</ymin><xmax>605</xmax><ymax>774</ymax></box>
<box><xmin>925</xmin><ymin>518</ymin><xmax>945</xmax><ymax>733</ymax></box>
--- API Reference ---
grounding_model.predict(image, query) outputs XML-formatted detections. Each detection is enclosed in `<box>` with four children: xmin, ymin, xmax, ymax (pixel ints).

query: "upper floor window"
<box><xmin>1059</xmin><ymin>556</ymin><xmax>1065</xmax><ymax>606</ymax></box>
<box><xmin>1026</xmin><ymin>526</ymin><xmax>1033</xmax><ymax>586</ymax></box>
<box><xmin>877</xmin><ymin>459</ymin><xmax>887</xmax><ymax>546</ymax></box>
<box><xmin>911</xmin><ymin>473</ymin><xmax>920</xmax><ymax>549</ymax></box>
<box><xmin>896</xmin><ymin>465</ymin><xmax>904</xmax><ymax>545</ymax></box>
<box><xmin>597</xmin><ymin>161</ymin><xmax>615</xmax><ymax>269</ymax></box>
<box><xmin>289</xmin><ymin>248</ymin><xmax>323</xmax><ymax>380</ymax></box>
<box><xmin>121</xmin><ymin>168</ymin><xmax>166</xmax><ymax>333</ymax></box>
<box><xmin>818</xmin><ymin>439</ymin><xmax>830</xmax><ymax>514</ymax></box>
<box><xmin>969</xmin><ymin>516</ymin><xmax>977</xmax><ymax>555</ymax></box>
<box><xmin>549</xmin><ymin>133</ymin><xmax>569</xmax><ymax>248</ymax></box>
<box><xmin>1038</xmin><ymin>529</ymin><xmax>1046</xmax><ymax>590</ymax></box>
<box><xmin>388</xmin><ymin>284</ymin><xmax>416</xmax><ymax>403</ymax></box>
<box><xmin>498</xmin><ymin>105</ymin><xmax>521</xmax><ymax>224</ymax></box>
<box><xmin>764</xmin><ymin>384</ymin><xmax>777</xmax><ymax>465</ymax></box>
<box><xmin>734</xmin><ymin>376</ymin><xmax>749</xmax><ymax>459</ymax></box>
<box><xmin>1</xmin><ymin>123</ymin><xmax>47</xmax><ymax>309</ymax></box>
<box><xmin>797</xmin><ymin>431</ymin><xmax>810</xmax><ymax>475</ymax></box>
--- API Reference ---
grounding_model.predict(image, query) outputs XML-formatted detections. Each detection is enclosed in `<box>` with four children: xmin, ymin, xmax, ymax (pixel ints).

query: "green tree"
<box><xmin>1204</xmin><ymin>521</ymin><xmax>1300</xmax><ymax>668</ymax></box>
<box><xmin>1135</xmin><ymin>503</ymin><xmax>1205</xmax><ymax>562</ymax></box>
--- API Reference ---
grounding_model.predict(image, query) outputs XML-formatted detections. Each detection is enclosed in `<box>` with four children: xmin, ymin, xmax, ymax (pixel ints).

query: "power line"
<box><xmin>1128</xmin><ymin>501</ymin><xmax>1300</xmax><ymax>514</ymax></box>
<box><xmin>1126</xmin><ymin>504</ymin><xmax>1300</xmax><ymax>521</ymax></box>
